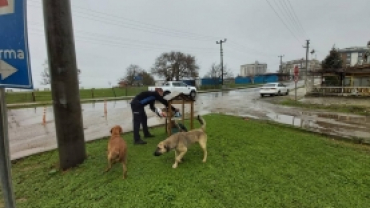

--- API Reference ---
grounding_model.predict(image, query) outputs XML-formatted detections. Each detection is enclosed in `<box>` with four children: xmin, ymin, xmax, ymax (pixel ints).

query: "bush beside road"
<box><xmin>4</xmin><ymin>114</ymin><xmax>370</xmax><ymax>208</ymax></box>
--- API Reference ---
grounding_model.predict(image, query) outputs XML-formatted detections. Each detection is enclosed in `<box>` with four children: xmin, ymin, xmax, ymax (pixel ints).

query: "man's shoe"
<box><xmin>134</xmin><ymin>139</ymin><xmax>147</xmax><ymax>145</ymax></box>
<box><xmin>144</xmin><ymin>134</ymin><xmax>155</xmax><ymax>138</ymax></box>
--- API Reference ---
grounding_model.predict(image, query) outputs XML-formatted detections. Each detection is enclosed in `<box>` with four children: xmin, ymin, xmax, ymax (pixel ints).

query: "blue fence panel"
<box><xmin>264</xmin><ymin>75</ymin><xmax>278</xmax><ymax>83</ymax></box>
<box><xmin>201</xmin><ymin>78</ymin><xmax>221</xmax><ymax>85</ymax></box>
<box><xmin>235</xmin><ymin>77</ymin><xmax>251</xmax><ymax>84</ymax></box>
<box><xmin>254</xmin><ymin>76</ymin><xmax>265</xmax><ymax>83</ymax></box>
<box><xmin>182</xmin><ymin>80</ymin><xmax>196</xmax><ymax>86</ymax></box>
<box><xmin>202</xmin><ymin>75</ymin><xmax>279</xmax><ymax>86</ymax></box>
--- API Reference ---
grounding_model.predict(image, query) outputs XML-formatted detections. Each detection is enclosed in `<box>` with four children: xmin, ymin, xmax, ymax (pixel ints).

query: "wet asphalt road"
<box><xmin>7</xmin><ymin>80</ymin><xmax>370</xmax><ymax>160</ymax></box>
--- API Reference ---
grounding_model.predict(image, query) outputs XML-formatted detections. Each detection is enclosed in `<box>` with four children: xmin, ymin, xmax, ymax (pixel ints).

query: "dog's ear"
<box><xmin>110</xmin><ymin>128</ymin><xmax>113</xmax><ymax>134</ymax></box>
<box><xmin>119</xmin><ymin>127</ymin><xmax>123</xmax><ymax>134</ymax></box>
<box><xmin>165</xmin><ymin>145</ymin><xmax>170</xmax><ymax>152</ymax></box>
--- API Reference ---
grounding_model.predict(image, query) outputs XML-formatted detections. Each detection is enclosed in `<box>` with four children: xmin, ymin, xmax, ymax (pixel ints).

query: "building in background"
<box><xmin>280</xmin><ymin>58</ymin><xmax>321</xmax><ymax>77</ymax></box>
<box><xmin>338</xmin><ymin>46</ymin><xmax>370</xmax><ymax>67</ymax></box>
<box><xmin>239</xmin><ymin>61</ymin><xmax>267</xmax><ymax>77</ymax></box>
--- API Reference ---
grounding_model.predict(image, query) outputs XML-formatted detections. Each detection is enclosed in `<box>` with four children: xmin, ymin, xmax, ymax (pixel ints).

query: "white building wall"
<box><xmin>350</xmin><ymin>52</ymin><xmax>358</xmax><ymax>66</ymax></box>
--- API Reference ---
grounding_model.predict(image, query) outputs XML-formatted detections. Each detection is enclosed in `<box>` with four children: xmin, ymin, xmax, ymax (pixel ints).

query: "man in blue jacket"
<box><xmin>130</xmin><ymin>88</ymin><xmax>178</xmax><ymax>145</ymax></box>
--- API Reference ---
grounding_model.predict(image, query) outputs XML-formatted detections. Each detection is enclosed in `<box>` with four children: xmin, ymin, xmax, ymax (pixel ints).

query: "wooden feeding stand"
<box><xmin>164</xmin><ymin>93</ymin><xmax>195</xmax><ymax>136</ymax></box>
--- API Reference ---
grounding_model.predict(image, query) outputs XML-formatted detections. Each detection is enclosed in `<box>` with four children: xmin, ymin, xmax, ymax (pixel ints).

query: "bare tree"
<box><xmin>204</xmin><ymin>63</ymin><xmax>233</xmax><ymax>85</ymax></box>
<box><xmin>121</xmin><ymin>64</ymin><xmax>143</xmax><ymax>86</ymax></box>
<box><xmin>205</xmin><ymin>63</ymin><xmax>233</xmax><ymax>78</ymax></box>
<box><xmin>40</xmin><ymin>59</ymin><xmax>81</xmax><ymax>85</ymax></box>
<box><xmin>119</xmin><ymin>64</ymin><xmax>155</xmax><ymax>86</ymax></box>
<box><xmin>151</xmin><ymin>51</ymin><xmax>199</xmax><ymax>81</ymax></box>
<box><xmin>141</xmin><ymin>71</ymin><xmax>155</xmax><ymax>85</ymax></box>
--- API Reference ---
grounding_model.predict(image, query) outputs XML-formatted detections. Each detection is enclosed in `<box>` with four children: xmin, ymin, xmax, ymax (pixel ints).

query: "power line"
<box><xmin>29</xmin><ymin>27</ymin><xmax>218</xmax><ymax>53</ymax></box>
<box><xmin>29</xmin><ymin>21</ymin><xmax>278</xmax><ymax>61</ymax></box>
<box><xmin>265</xmin><ymin>0</ymin><xmax>301</xmax><ymax>44</ymax></box>
<box><xmin>272</xmin><ymin>0</ymin><xmax>302</xmax><ymax>40</ymax></box>
<box><xmin>285</xmin><ymin>0</ymin><xmax>308</xmax><ymax>38</ymax></box>
<box><xmin>280</xmin><ymin>0</ymin><xmax>305</xmax><ymax>37</ymax></box>
<box><xmin>278</xmin><ymin>0</ymin><xmax>305</xmax><ymax>38</ymax></box>
<box><xmin>28</xmin><ymin>1</ymin><xmax>285</xmax><ymax>59</ymax></box>
<box><xmin>28</xmin><ymin>3</ymin><xmax>219</xmax><ymax>42</ymax></box>
<box><xmin>228</xmin><ymin>41</ymin><xmax>278</xmax><ymax>57</ymax></box>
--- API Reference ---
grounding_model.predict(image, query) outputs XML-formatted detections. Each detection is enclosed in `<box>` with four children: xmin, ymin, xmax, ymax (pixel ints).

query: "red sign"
<box><xmin>0</xmin><ymin>0</ymin><xmax>8</xmax><ymax>7</ymax></box>
<box><xmin>294</xmin><ymin>65</ymin><xmax>299</xmax><ymax>76</ymax></box>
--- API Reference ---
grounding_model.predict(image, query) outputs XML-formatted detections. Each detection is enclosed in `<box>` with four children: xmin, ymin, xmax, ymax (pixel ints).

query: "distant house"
<box><xmin>338</xmin><ymin>46</ymin><xmax>370</xmax><ymax>67</ymax></box>
<box><xmin>280</xmin><ymin>58</ymin><xmax>321</xmax><ymax>77</ymax></box>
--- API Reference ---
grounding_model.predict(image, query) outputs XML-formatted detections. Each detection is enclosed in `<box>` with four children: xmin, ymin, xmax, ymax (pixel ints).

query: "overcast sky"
<box><xmin>26</xmin><ymin>0</ymin><xmax>370</xmax><ymax>89</ymax></box>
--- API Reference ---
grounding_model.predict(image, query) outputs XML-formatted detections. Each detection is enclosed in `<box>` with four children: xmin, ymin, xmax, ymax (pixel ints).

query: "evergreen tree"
<box><xmin>321</xmin><ymin>47</ymin><xmax>343</xmax><ymax>70</ymax></box>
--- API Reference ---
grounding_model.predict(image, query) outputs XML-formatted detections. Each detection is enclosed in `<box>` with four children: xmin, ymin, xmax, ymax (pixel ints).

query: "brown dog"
<box><xmin>105</xmin><ymin>125</ymin><xmax>128</xmax><ymax>179</ymax></box>
<box><xmin>154</xmin><ymin>115</ymin><xmax>207</xmax><ymax>169</ymax></box>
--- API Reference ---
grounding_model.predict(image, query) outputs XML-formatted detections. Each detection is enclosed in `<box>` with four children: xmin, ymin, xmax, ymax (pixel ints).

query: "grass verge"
<box><xmin>279</xmin><ymin>98</ymin><xmax>370</xmax><ymax>116</ymax></box>
<box><xmin>2</xmin><ymin>114</ymin><xmax>370</xmax><ymax>208</ymax></box>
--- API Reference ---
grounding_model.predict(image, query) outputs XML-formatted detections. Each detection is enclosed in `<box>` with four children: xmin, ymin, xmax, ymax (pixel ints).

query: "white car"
<box><xmin>259</xmin><ymin>83</ymin><xmax>289</xmax><ymax>97</ymax></box>
<box><xmin>148</xmin><ymin>81</ymin><xmax>197</xmax><ymax>99</ymax></box>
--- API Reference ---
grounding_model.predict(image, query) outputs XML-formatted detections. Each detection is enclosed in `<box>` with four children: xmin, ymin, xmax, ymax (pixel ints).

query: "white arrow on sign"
<box><xmin>0</xmin><ymin>60</ymin><xmax>17</xmax><ymax>80</ymax></box>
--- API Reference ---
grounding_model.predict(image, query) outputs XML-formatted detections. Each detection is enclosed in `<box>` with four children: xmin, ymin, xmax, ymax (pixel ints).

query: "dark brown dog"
<box><xmin>105</xmin><ymin>125</ymin><xmax>128</xmax><ymax>179</ymax></box>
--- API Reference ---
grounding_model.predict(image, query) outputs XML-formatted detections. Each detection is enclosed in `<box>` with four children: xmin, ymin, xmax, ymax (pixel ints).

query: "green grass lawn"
<box><xmin>280</xmin><ymin>99</ymin><xmax>370</xmax><ymax>116</ymax></box>
<box><xmin>2</xmin><ymin>114</ymin><xmax>370</xmax><ymax>208</ymax></box>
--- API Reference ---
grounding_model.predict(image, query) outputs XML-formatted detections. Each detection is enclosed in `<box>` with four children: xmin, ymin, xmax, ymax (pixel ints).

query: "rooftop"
<box><xmin>338</xmin><ymin>46</ymin><xmax>368</xmax><ymax>53</ymax></box>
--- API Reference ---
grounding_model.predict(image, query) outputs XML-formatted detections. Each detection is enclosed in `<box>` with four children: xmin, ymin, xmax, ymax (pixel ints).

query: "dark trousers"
<box><xmin>130</xmin><ymin>102</ymin><xmax>150</xmax><ymax>142</ymax></box>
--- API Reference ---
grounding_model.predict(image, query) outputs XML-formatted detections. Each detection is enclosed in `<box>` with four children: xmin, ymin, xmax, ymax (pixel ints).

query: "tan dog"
<box><xmin>154</xmin><ymin>115</ymin><xmax>207</xmax><ymax>168</ymax></box>
<box><xmin>105</xmin><ymin>125</ymin><xmax>128</xmax><ymax>179</ymax></box>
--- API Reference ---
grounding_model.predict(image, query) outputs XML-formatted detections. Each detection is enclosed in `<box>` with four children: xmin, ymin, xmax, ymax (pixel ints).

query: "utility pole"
<box><xmin>0</xmin><ymin>90</ymin><xmax>16</xmax><ymax>208</ymax></box>
<box><xmin>42</xmin><ymin>0</ymin><xmax>86</xmax><ymax>170</ymax></box>
<box><xmin>216</xmin><ymin>39</ymin><xmax>227</xmax><ymax>86</ymax></box>
<box><xmin>303</xmin><ymin>40</ymin><xmax>310</xmax><ymax>89</ymax></box>
<box><xmin>278</xmin><ymin>55</ymin><xmax>284</xmax><ymax>73</ymax></box>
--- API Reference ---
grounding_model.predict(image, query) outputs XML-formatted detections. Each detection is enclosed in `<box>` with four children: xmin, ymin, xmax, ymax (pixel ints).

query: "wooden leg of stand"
<box><xmin>168</xmin><ymin>101</ymin><xmax>172</xmax><ymax>136</ymax></box>
<box><xmin>182</xmin><ymin>100</ymin><xmax>185</xmax><ymax>125</ymax></box>
<box><xmin>190</xmin><ymin>101</ymin><xmax>194</xmax><ymax>130</ymax></box>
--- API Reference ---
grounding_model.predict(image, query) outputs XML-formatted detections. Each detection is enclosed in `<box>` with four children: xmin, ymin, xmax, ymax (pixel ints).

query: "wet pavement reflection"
<box><xmin>7</xmin><ymin>81</ymin><xmax>370</xmax><ymax>160</ymax></box>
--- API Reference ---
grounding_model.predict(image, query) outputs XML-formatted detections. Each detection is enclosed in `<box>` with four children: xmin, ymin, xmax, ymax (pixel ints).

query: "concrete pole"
<box><xmin>216</xmin><ymin>39</ymin><xmax>227</xmax><ymax>87</ymax></box>
<box><xmin>304</xmin><ymin>40</ymin><xmax>310</xmax><ymax>89</ymax></box>
<box><xmin>42</xmin><ymin>0</ymin><xmax>86</xmax><ymax>170</ymax></box>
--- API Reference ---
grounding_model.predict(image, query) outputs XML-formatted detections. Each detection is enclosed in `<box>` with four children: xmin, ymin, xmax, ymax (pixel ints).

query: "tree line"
<box><xmin>40</xmin><ymin>50</ymin><xmax>235</xmax><ymax>87</ymax></box>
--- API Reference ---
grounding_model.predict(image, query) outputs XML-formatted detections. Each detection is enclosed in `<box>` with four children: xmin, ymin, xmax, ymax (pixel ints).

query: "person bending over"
<box><xmin>130</xmin><ymin>88</ymin><xmax>178</xmax><ymax>145</ymax></box>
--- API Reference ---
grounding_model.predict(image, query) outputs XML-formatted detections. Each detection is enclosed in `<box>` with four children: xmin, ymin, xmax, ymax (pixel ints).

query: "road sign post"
<box><xmin>0</xmin><ymin>88</ymin><xmax>15</xmax><ymax>208</ymax></box>
<box><xmin>294</xmin><ymin>65</ymin><xmax>299</xmax><ymax>101</ymax></box>
<box><xmin>0</xmin><ymin>0</ymin><xmax>33</xmax><ymax>207</ymax></box>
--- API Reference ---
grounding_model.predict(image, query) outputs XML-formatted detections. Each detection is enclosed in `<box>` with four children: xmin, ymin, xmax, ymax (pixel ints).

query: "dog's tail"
<box><xmin>197</xmin><ymin>115</ymin><xmax>206</xmax><ymax>132</ymax></box>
